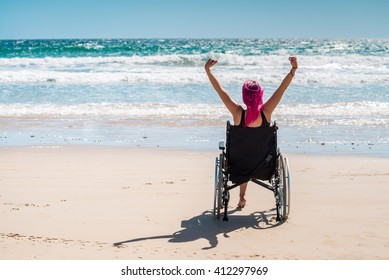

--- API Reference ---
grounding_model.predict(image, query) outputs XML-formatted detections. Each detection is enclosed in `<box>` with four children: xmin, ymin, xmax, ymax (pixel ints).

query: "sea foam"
<box><xmin>1</xmin><ymin>54</ymin><xmax>389</xmax><ymax>85</ymax></box>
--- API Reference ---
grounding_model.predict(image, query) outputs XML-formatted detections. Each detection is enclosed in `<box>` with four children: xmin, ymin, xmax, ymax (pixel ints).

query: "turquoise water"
<box><xmin>1</xmin><ymin>38</ymin><xmax>388</xmax><ymax>58</ymax></box>
<box><xmin>0</xmin><ymin>39</ymin><xmax>388</xmax><ymax>155</ymax></box>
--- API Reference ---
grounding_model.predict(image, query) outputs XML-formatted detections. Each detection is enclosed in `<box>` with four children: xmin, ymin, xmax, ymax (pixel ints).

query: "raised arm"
<box><xmin>205</xmin><ymin>59</ymin><xmax>240</xmax><ymax>116</ymax></box>
<box><xmin>263</xmin><ymin>57</ymin><xmax>298</xmax><ymax>116</ymax></box>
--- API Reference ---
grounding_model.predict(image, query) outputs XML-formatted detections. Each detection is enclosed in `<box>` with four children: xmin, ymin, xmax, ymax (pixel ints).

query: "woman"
<box><xmin>205</xmin><ymin>56</ymin><xmax>298</xmax><ymax>208</ymax></box>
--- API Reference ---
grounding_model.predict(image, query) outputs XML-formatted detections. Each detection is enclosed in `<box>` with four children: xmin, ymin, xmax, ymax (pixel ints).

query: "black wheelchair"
<box><xmin>214</xmin><ymin>121</ymin><xmax>290</xmax><ymax>222</ymax></box>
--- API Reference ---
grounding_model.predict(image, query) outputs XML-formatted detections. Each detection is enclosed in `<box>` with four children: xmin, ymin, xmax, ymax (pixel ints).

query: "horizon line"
<box><xmin>1</xmin><ymin>36</ymin><xmax>388</xmax><ymax>41</ymax></box>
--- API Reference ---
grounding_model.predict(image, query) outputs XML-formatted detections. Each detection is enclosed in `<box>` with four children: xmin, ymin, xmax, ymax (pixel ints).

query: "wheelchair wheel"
<box><xmin>213</xmin><ymin>154</ymin><xmax>224</xmax><ymax>219</ymax></box>
<box><xmin>277</xmin><ymin>154</ymin><xmax>290</xmax><ymax>220</ymax></box>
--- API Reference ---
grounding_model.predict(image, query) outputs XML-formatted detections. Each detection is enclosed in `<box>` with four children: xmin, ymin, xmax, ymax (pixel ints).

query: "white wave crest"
<box><xmin>0</xmin><ymin>54</ymin><xmax>389</xmax><ymax>85</ymax></box>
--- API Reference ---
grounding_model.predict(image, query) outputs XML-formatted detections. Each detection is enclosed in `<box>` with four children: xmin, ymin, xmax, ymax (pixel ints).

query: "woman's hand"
<box><xmin>289</xmin><ymin>57</ymin><xmax>298</xmax><ymax>68</ymax></box>
<box><xmin>205</xmin><ymin>58</ymin><xmax>218</xmax><ymax>72</ymax></box>
<box><xmin>289</xmin><ymin>57</ymin><xmax>298</xmax><ymax>77</ymax></box>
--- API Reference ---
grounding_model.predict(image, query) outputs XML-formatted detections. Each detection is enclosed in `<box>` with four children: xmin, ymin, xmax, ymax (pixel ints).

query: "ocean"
<box><xmin>0</xmin><ymin>38</ymin><xmax>388</xmax><ymax>155</ymax></box>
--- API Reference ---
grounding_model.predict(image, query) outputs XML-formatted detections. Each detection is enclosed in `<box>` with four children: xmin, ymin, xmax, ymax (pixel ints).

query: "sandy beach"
<box><xmin>0</xmin><ymin>146</ymin><xmax>388</xmax><ymax>260</ymax></box>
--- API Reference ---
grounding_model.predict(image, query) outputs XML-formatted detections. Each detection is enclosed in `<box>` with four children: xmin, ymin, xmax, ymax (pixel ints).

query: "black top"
<box><xmin>237</xmin><ymin>110</ymin><xmax>270</xmax><ymax>128</ymax></box>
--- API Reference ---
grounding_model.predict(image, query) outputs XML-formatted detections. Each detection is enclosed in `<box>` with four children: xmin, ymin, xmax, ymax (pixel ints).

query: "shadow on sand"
<box><xmin>114</xmin><ymin>207</ymin><xmax>285</xmax><ymax>250</ymax></box>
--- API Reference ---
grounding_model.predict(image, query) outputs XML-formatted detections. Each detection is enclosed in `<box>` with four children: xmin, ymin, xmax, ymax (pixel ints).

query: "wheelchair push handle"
<box><xmin>219</xmin><ymin>141</ymin><xmax>225</xmax><ymax>151</ymax></box>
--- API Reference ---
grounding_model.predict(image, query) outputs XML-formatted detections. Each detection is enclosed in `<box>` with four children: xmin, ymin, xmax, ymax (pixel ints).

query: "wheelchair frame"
<box><xmin>213</xmin><ymin>121</ymin><xmax>291</xmax><ymax>222</ymax></box>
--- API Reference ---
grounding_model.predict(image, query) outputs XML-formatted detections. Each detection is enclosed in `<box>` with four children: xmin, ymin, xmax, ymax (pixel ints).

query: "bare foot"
<box><xmin>237</xmin><ymin>198</ymin><xmax>246</xmax><ymax>208</ymax></box>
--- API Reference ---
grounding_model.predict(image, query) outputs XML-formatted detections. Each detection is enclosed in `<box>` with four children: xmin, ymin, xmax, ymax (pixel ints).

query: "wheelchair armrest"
<box><xmin>219</xmin><ymin>141</ymin><xmax>225</xmax><ymax>151</ymax></box>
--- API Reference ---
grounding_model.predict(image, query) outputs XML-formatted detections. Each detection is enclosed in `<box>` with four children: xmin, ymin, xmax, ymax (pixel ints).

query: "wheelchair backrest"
<box><xmin>226</xmin><ymin>121</ymin><xmax>278</xmax><ymax>183</ymax></box>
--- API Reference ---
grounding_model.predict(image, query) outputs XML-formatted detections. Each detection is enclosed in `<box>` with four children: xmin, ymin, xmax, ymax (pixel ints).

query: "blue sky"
<box><xmin>1</xmin><ymin>0</ymin><xmax>388</xmax><ymax>39</ymax></box>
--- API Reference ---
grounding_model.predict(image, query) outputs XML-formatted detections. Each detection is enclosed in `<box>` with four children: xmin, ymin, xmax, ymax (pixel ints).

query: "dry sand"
<box><xmin>1</xmin><ymin>146</ymin><xmax>388</xmax><ymax>260</ymax></box>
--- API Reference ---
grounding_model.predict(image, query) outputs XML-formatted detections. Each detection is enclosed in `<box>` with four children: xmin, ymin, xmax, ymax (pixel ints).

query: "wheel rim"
<box><xmin>284</xmin><ymin>157</ymin><xmax>291</xmax><ymax>217</ymax></box>
<box><xmin>213</xmin><ymin>157</ymin><xmax>219</xmax><ymax>216</ymax></box>
<box><xmin>278</xmin><ymin>154</ymin><xmax>287</xmax><ymax>219</ymax></box>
